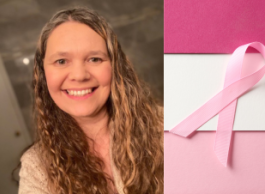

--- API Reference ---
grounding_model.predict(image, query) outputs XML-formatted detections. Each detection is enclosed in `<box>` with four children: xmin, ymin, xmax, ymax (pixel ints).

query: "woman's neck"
<box><xmin>73</xmin><ymin>106</ymin><xmax>115</xmax><ymax>192</ymax></box>
<box><xmin>73</xmin><ymin>106</ymin><xmax>110</xmax><ymax>142</ymax></box>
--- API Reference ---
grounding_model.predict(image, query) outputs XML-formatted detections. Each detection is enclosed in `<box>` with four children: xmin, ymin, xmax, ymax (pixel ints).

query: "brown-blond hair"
<box><xmin>33</xmin><ymin>7</ymin><xmax>163</xmax><ymax>194</ymax></box>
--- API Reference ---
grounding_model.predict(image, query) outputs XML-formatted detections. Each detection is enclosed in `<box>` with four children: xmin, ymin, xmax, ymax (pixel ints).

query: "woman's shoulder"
<box><xmin>21</xmin><ymin>143</ymin><xmax>41</xmax><ymax>160</ymax></box>
<box><xmin>19</xmin><ymin>143</ymin><xmax>50</xmax><ymax>194</ymax></box>
<box><xmin>20</xmin><ymin>143</ymin><xmax>45</xmax><ymax>170</ymax></box>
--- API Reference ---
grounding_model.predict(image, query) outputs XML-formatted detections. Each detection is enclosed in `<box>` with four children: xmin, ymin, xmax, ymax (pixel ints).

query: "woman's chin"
<box><xmin>69</xmin><ymin>108</ymin><xmax>102</xmax><ymax>119</ymax></box>
<box><xmin>65</xmin><ymin>105</ymin><xmax>107</xmax><ymax>119</ymax></box>
<box><xmin>70</xmin><ymin>111</ymin><xmax>94</xmax><ymax>118</ymax></box>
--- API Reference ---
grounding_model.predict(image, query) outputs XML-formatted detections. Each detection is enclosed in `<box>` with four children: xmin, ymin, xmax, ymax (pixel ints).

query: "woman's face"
<box><xmin>43</xmin><ymin>21</ymin><xmax>112</xmax><ymax>119</ymax></box>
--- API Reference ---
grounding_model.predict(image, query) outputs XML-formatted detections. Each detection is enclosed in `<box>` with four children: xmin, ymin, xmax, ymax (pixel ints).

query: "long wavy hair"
<box><xmin>32</xmin><ymin>7</ymin><xmax>163</xmax><ymax>194</ymax></box>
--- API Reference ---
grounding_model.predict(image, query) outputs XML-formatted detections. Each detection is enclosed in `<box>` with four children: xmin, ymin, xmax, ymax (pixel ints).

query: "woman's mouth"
<box><xmin>63</xmin><ymin>87</ymin><xmax>98</xmax><ymax>99</ymax></box>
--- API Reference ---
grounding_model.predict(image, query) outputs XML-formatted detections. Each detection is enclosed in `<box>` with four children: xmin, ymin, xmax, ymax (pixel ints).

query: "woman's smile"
<box><xmin>62</xmin><ymin>87</ymin><xmax>98</xmax><ymax>100</ymax></box>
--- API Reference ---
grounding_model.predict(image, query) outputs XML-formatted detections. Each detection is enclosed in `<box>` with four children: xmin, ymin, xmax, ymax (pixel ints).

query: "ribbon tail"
<box><xmin>214</xmin><ymin>100</ymin><xmax>237</xmax><ymax>166</ymax></box>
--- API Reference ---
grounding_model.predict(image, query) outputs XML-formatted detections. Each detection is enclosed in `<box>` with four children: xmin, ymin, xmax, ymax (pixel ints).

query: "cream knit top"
<box><xmin>18</xmin><ymin>121</ymin><xmax>125</xmax><ymax>194</ymax></box>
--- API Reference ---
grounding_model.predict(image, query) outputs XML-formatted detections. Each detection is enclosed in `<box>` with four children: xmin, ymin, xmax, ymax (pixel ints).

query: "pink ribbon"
<box><xmin>170</xmin><ymin>42</ymin><xmax>265</xmax><ymax>166</ymax></box>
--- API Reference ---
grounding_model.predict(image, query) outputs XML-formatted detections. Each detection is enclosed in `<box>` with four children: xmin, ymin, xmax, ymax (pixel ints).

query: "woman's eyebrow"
<box><xmin>88</xmin><ymin>51</ymin><xmax>108</xmax><ymax>57</ymax></box>
<box><xmin>48</xmin><ymin>51</ymin><xmax>108</xmax><ymax>60</ymax></box>
<box><xmin>48</xmin><ymin>52</ymin><xmax>70</xmax><ymax>60</ymax></box>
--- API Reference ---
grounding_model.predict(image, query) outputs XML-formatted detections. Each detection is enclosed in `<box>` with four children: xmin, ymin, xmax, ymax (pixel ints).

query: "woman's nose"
<box><xmin>68</xmin><ymin>61</ymin><xmax>90</xmax><ymax>81</ymax></box>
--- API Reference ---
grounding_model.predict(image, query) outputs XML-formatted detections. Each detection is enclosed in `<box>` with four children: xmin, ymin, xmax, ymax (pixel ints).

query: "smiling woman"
<box><xmin>18</xmin><ymin>7</ymin><xmax>163</xmax><ymax>194</ymax></box>
<box><xmin>44</xmin><ymin>22</ymin><xmax>112</xmax><ymax>119</ymax></box>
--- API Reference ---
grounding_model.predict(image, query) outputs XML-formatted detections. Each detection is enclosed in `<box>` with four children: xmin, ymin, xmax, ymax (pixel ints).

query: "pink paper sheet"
<box><xmin>165</xmin><ymin>132</ymin><xmax>265</xmax><ymax>194</ymax></box>
<box><xmin>164</xmin><ymin>0</ymin><xmax>265</xmax><ymax>53</ymax></box>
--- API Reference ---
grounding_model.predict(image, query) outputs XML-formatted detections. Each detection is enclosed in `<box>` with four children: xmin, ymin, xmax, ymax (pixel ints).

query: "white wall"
<box><xmin>0</xmin><ymin>55</ymin><xmax>31</xmax><ymax>193</ymax></box>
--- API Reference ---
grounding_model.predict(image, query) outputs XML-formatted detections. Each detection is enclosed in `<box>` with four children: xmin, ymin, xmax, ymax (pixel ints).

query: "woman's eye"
<box><xmin>89</xmin><ymin>58</ymin><xmax>102</xmax><ymax>63</ymax></box>
<box><xmin>56</xmin><ymin>59</ymin><xmax>66</xmax><ymax>65</ymax></box>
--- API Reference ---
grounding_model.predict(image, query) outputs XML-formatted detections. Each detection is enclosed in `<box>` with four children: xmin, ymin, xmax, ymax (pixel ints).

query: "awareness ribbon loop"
<box><xmin>170</xmin><ymin>42</ymin><xmax>265</xmax><ymax>166</ymax></box>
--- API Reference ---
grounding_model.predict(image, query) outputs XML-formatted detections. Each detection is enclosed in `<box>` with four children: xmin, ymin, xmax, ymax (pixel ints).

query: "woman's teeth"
<box><xmin>67</xmin><ymin>89</ymin><xmax>92</xmax><ymax>96</ymax></box>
